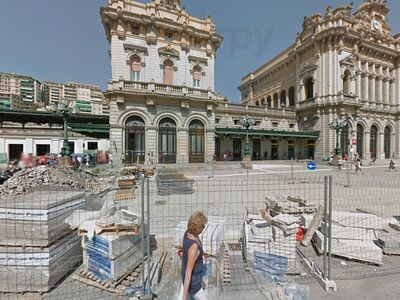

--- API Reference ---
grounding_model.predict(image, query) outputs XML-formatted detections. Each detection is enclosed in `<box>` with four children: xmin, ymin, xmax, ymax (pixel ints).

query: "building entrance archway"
<box><xmin>158</xmin><ymin>117</ymin><xmax>177</xmax><ymax>164</ymax></box>
<box><xmin>188</xmin><ymin>119</ymin><xmax>205</xmax><ymax>163</ymax></box>
<box><xmin>125</xmin><ymin>115</ymin><xmax>145</xmax><ymax>164</ymax></box>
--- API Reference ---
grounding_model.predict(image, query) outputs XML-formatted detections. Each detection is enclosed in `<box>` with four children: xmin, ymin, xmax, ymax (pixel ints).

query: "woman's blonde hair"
<box><xmin>187</xmin><ymin>211</ymin><xmax>208</xmax><ymax>236</ymax></box>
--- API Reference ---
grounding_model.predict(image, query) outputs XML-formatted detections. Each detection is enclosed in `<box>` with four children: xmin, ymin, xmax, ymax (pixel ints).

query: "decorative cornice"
<box><xmin>158</xmin><ymin>46</ymin><xmax>180</xmax><ymax>58</ymax></box>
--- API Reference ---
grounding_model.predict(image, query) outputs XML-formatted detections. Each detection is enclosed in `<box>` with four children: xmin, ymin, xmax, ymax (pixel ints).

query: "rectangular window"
<box><xmin>289</xmin><ymin>123</ymin><xmax>295</xmax><ymax>129</ymax></box>
<box><xmin>132</xmin><ymin>71</ymin><xmax>141</xmax><ymax>81</ymax></box>
<box><xmin>88</xmin><ymin>142</ymin><xmax>98</xmax><ymax>150</ymax></box>
<box><xmin>193</xmin><ymin>79</ymin><xmax>200</xmax><ymax>88</ymax></box>
<box><xmin>165</xmin><ymin>32</ymin><xmax>173</xmax><ymax>42</ymax></box>
<box><xmin>255</xmin><ymin>121</ymin><xmax>261</xmax><ymax>127</ymax></box>
<box><xmin>132</xmin><ymin>25</ymin><xmax>140</xmax><ymax>35</ymax></box>
<box><xmin>215</xmin><ymin>118</ymin><xmax>220</xmax><ymax>124</ymax></box>
<box><xmin>272</xmin><ymin>122</ymin><xmax>279</xmax><ymax>127</ymax></box>
<box><xmin>233</xmin><ymin>119</ymin><xmax>240</xmax><ymax>125</ymax></box>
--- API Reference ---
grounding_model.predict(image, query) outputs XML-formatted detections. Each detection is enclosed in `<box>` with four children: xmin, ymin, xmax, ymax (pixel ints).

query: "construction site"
<box><xmin>0</xmin><ymin>160</ymin><xmax>399</xmax><ymax>300</ymax></box>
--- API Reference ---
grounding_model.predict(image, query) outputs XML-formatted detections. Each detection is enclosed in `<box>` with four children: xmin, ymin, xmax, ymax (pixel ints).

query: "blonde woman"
<box><xmin>181</xmin><ymin>211</ymin><xmax>208</xmax><ymax>300</ymax></box>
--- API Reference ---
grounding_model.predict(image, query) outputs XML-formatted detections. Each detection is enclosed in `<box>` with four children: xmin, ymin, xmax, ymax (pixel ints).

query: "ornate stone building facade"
<box><xmin>240</xmin><ymin>0</ymin><xmax>400</xmax><ymax>160</ymax></box>
<box><xmin>100</xmin><ymin>0</ymin><xmax>320</xmax><ymax>165</ymax></box>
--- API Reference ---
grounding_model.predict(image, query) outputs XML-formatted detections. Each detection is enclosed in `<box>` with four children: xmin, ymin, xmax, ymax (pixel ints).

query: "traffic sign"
<box><xmin>307</xmin><ymin>161</ymin><xmax>317</xmax><ymax>171</ymax></box>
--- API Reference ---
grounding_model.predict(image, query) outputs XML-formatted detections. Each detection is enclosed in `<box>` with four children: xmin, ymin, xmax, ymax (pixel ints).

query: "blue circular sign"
<box><xmin>307</xmin><ymin>161</ymin><xmax>317</xmax><ymax>171</ymax></box>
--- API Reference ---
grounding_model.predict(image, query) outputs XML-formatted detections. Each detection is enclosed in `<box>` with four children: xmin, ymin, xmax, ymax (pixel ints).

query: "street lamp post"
<box><xmin>52</xmin><ymin>100</ymin><xmax>77</xmax><ymax>157</ymax></box>
<box><xmin>241</xmin><ymin>116</ymin><xmax>255</xmax><ymax>168</ymax></box>
<box><xmin>329</xmin><ymin>117</ymin><xmax>348</xmax><ymax>155</ymax></box>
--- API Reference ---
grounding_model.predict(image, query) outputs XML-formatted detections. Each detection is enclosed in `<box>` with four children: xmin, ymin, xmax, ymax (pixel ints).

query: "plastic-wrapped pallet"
<box><xmin>0</xmin><ymin>233</ymin><xmax>81</xmax><ymax>292</ymax></box>
<box><xmin>0</xmin><ymin>191</ymin><xmax>85</xmax><ymax>247</ymax></box>
<box><xmin>82</xmin><ymin>228</ymin><xmax>149</xmax><ymax>281</ymax></box>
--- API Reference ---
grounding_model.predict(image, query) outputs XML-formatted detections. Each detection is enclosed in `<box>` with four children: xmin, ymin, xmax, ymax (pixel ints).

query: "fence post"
<box><xmin>328</xmin><ymin>175</ymin><xmax>333</xmax><ymax>279</ymax></box>
<box><xmin>147</xmin><ymin>177</ymin><xmax>151</xmax><ymax>292</ymax></box>
<box><xmin>323</xmin><ymin>176</ymin><xmax>328</xmax><ymax>280</ymax></box>
<box><xmin>291</xmin><ymin>158</ymin><xmax>294</xmax><ymax>182</ymax></box>
<box><xmin>141</xmin><ymin>178</ymin><xmax>145</xmax><ymax>294</ymax></box>
<box><xmin>345</xmin><ymin>160</ymin><xmax>351</xmax><ymax>188</ymax></box>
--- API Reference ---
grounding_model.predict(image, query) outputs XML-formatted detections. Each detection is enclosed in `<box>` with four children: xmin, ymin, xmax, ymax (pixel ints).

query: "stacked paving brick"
<box><xmin>0</xmin><ymin>191</ymin><xmax>85</xmax><ymax>292</ymax></box>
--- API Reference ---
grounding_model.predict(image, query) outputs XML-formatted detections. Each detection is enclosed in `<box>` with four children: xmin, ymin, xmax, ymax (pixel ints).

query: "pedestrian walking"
<box><xmin>389</xmin><ymin>160</ymin><xmax>397</xmax><ymax>172</ymax></box>
<box><xmin>109</xmin><ymin>153</ymin><xmax>113</xmax><ymax>168</ymax></box>
<box><xmin>179</xmin><ymin>211</ymin><xmax>209</xmax><ymax>300</ymax></box>
<box><xmin>355</xmin><ymin>158</ymin><xmax>364</xmax><ymax>175</ymax></box>
<box><xmin>370</xmin><ymin>153</ymin><xmax>376</xmax><ymax>165</ymax></box>
<box><xmin>337</xmin><ymin>156</ymin><xmax>343</xmax><ymax>171</ymax></box>
<box><xmin>145</xmin><ymin>153</ymin><xmax>152</xmax><ymax>165</ymax></box>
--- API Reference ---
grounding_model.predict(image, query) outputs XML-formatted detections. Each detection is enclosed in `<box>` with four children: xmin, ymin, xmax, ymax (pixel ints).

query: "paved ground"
<box><xmin>2</xmin><ymin>160</ymin><xmax>400</xmax><ymax>299</ymax></box>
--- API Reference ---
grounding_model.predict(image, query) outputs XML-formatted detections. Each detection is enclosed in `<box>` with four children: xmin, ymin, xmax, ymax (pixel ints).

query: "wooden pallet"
<box><xmin>78</xmin><ymin>224</ymin><xmax>140</xmax><ymax>236</ymax></box>
<box><xmin>221</xmin><ymin>246</ymin><xmax>231</xmax><ymax>284</ymax></box>
<box><xmin>72</xmin><ymin>259</ymin><xmax>143</xmax><ymax>295</ymax></box>
<box><xmin>228</xmin><ymin>242</ymin><xmax>242</xmax><ymax>252</ymax></box>
<box><xmin>114</xmin><ymin>189</ymin><xmax>135</xmax><ymax>201</ymax></box>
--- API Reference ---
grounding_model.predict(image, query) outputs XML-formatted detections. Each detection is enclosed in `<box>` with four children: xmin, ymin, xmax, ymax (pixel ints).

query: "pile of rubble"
<box><xmin>0</xmin><ymin>166</ymin><xmax>96</xmax><ymax>199</ymax></box>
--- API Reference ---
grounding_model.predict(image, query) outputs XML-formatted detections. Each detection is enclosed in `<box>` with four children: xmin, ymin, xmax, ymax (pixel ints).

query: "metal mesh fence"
<box><xmin>0</xmin><ymin>161</ymin><xmax>399</xmax><ymax>299</ymax></box>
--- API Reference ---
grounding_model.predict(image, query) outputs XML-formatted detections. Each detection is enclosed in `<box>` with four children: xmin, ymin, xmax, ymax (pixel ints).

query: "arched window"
<box><xmin>163</xmin><ymin>59</ymin><xmax>174</xmax><ymax>85</ymax></box>
<box><xmin>289</xmin><ymin>87</ymin><xmax>295</xmax><ymax>107</ymax></box>
<box><xmin>340</xmin><ymin>125</ymin><xmax>349</xmax><ymax>156</ymax></box>
<box><xmin>125</xmin><ymin>116</ymin><xmax>145</xmax><ymax>164</ymax></box>
<box><xmin>131</xmin><ymin>56</ymin><xmax>141</xmax><ymax>81</ymax></box>
<box><xmin>267</xmin><ymin>96</ymin><xmax>272</xmax><ymax>108</ymax></box>
<box><xmin>357</xmin><ymin>124</ymin><xmax>364</xmax><ymax>158</ymax></box>
<box><xmin>280</xmin><ymin>90</ymin><xmax>287</xmax><ymax>108</ymax></box>
<box><xmin>273</xmin><ymin>93</ymin><xmax>279</xmax><ymax>108</ymax></box>
<box><xmin>159</xmin><ymin>117</ymin><xmax>177</xmax><ymax>163</ymax></box>
<box><xmin>305</xmin><ymin>77</ymin><xmax>314</xmax><ymax>100</ymax></box>
<box><xmin>192</xmin><ymin>65</ymin><xmax>202</xmax><ymax>88</ymax></box>
<box><xmin>189</xmin><ymin>119</ymin><xmax>205</xmax><ymax>163</ymax></box>
<box><xmin>384</xmin><ymin>126</ymin><xmax>391</xmax><ymax>159</ymax></box>
<box><xmin>343</xmin><ymin>70</ymin><xmax>351</xmax><ymax>95</ymax></box>
<box><xmin>370</xmin><ymin>125</ymin><xmax>378</xmax><ymax>160</ymax></box>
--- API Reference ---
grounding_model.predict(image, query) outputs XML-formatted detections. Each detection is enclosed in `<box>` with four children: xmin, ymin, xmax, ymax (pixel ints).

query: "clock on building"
<box><xmin>372</xmin><ymin>19</ymin><xmax>381</xmax><ymax>31</ymax></box>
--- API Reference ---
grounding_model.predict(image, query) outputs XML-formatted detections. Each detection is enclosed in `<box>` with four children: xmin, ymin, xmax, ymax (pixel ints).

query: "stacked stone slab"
<box><xmin>156</xmin><ymin>168</ymin><xmax>194</xmax><ymax>195</ymax></box>
<box><xmin>0</xmin><ymin>191</ymin><xmax>85</xmax><ymax>292</ymax></box>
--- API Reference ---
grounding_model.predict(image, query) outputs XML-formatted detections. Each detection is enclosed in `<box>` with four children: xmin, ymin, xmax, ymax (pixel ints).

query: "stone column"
<box><xmin>378</xmin><ymin>65</ymin><xmax>383</xmax><ymax>106</ymax></box>
<box><xmin>177</xmin><ymin>128</ymin><xmax>189</xmax><ymax>165</ymax></box>
<box><xmin>369</xmin><ymin>75</ymin><xmax>375</xmax><ymax>106</ymax></box>
<box><xmin>378</xmin><ymin>132</ymin><xmax>385</xmax><ymax>160</ymax></box>
<box><xmin>365</xmin><ymin>131</ymin><xmax>371</xmax><ymax>160</ymax></box>
<box><xmin>110</xmin><ymin>126</ymin><xmax>123</xmax><ymax>167</ymax></box>
<box><xmin>146</xmin><ymin>126</ymin><xmax>157</xmax><ymax>163</ymax></box>
<box><xmin>390</xmin><ymin>80</ymin><xmax>395</xmax><ymax>106</ymax></box>
<box><xmin>383</xmin><ymin>78</ymin><xmax>389</xmax><ymax>106</ymax></box>
<box><xmin>363</xmin><ymin>74</ymin><xmax>369</xmax><ymax>101</ymax></box>
<box><xmin>328</xmin><ymin>42</ymin><xmax>334</xmax><ymax>95</ymax></box>
<box><xmin>396</xmin><ymin>63</ymin><xmax>400</xmax><ymax>106</ymax></box>
<box><xmin>205</xmin><ymin>130</ymin><xmax>215</xmax><ymax>163</ymax></box>
<box><xmin>395</xmin><ymin>119</ymin><xmax>400</xmax><ymax>159</ymax></box>
<box><xmin>356</xmin><ymin>62</ymin><xmax>362</xmax><ymax>100</ymax></box>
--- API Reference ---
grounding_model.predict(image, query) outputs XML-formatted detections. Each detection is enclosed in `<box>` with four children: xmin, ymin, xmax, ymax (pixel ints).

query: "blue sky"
<box><xmin>0</xmin><ymin>0</ymin><xmax>399</xmax><ymax>102</ymax></box>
